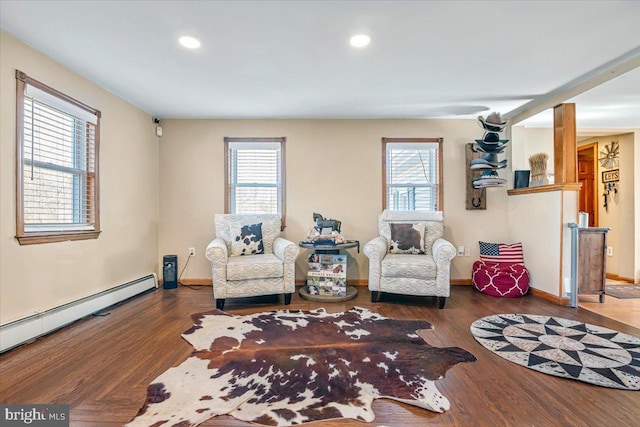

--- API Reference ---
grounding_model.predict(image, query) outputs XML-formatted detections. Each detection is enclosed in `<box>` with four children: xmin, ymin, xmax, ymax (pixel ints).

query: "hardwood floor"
<box><xmin>1</xmin><ymin>285</ymin><xmax>639</xmax><ymax>426</ymax></box>
<box><xmin>579</xmin><ymin>281</ymin><xmax>640</xmax><ymax>329</ymax></box>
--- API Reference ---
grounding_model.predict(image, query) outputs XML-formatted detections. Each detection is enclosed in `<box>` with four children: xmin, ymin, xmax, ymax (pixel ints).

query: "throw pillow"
<box><xmin>389</xmin><ymin>223</ymin><xmax>426</xmax><ymax>254</ymax></box>
<box><xmin>230</xmin><ymin>223</ymin><xmax>264</xmax><ymax>256</ymax></box>
<box><xmin>479</xmin><ymin>241</ymin><xmax>524</xmax><ymax>264</ymax></box>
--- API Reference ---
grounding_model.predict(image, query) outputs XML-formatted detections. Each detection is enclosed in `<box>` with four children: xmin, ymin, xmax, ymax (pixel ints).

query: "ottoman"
<box><xmin>472</xmin><ymin>260</ymin><xmax>530</xmax><ymax>297</ymax></box>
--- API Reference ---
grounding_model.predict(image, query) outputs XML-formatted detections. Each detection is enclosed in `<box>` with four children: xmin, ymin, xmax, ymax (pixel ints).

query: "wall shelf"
<box><xmin>507</xmin><ymin>183</ymin><xmax>582</xmax><ymax>196</ymax></box>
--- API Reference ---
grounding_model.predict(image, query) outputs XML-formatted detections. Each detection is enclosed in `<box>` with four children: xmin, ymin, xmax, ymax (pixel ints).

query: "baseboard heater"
<box><xmin>0</xmin><ymin>273</ymin><xmax>158</xmax><ymax>353</ymax></box>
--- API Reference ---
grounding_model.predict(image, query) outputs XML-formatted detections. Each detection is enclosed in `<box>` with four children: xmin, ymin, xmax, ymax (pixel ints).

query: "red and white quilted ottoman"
<box><xmin>472</xmin><ymin>261</ymin><xmax>530</xmax><ymax>297</ymax></box>
<box><xmin>472</xmin><ymin>241</ymin><xmax>530</xmax><ymax>297</ymax></box>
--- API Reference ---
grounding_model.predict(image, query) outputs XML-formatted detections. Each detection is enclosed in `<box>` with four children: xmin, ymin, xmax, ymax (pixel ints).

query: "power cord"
<box><xmin>177</xmin><ymin>251</ymin><xmax>191</xmax><ymax>285</ymax></box>
<box><xmin>177</xmin><ymin>251</ymin><xmax>201</xmax><ymax>290</ymax></box>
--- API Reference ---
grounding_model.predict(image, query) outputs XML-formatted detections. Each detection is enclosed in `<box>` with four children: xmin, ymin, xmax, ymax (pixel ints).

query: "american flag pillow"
<box><xmin>479</xmin><ymin>241</ymin><xmax>524</xmax><ymax>264</ymax></box>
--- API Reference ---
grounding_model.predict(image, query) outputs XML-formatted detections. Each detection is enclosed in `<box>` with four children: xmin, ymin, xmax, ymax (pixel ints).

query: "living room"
<box><xmin>1</xmin><ymin>2</ymin><xmax>639</xmax><ymax>426</ymax></box>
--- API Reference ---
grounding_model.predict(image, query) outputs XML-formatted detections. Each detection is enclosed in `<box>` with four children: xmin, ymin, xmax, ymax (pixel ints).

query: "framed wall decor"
<box><xmin>598</xmin><ymin>141</ymin><xmax>620</xmax><ymax>169</ymax></box>
<box><xmin>602</xmin><ymin>169</ymin><xmax>619</xmax><ymax>183</ymax></box>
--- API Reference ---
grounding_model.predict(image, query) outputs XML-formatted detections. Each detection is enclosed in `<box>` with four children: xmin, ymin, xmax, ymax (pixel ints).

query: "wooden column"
<box><xmin>553</xmin><ymin>103</ymin><xmax>577</xmax><ymax>184</ymax></box>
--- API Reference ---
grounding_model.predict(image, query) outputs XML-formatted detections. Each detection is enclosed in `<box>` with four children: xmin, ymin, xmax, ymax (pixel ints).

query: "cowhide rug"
<box><xmin>128</xmin><ymin>306</ymin><xmax>476</xmax><ymax>426</ymax></box>
<box><xmin>471</xmin><ymin>314</ymin><xmax>640</xmax><ymax>390</ymax></box>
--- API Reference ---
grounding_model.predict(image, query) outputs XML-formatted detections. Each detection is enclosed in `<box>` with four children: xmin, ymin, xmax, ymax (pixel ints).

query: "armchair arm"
<box><xmin>206</xmin><ymin>239</ymin><xmax>228</xmax><ymax>299</ymax></box>
<box><xmin>205</xmin><ymin>238</ymin><xmax>228</xmax><ymax>264</ymax></box>
<box><xmin>433</xmin><ymin>238</ymin><xmax>456</xmax><ymax>263</ymax></box>
<box><xmin>363</xmin><ymin>236</ymin><xmax>388</xmax><ymax>291</ymax></box>
<box><xmin>273</xmin><ymin>237</ymin><xmax>300</xmax><ymax>263</ymax></box>
<box><xmin>273</xmin><ymin>237</ymin><xmax>300</xmax><ymax>293</ymax></box>
<box><xmin>363</xmin><ymin>236</ymin><xmax>387</xmax><ymax>260</ymax></box>
<box><xmin>432</xmin><ymin>238</ymin><xmax>456</xmax><ymax>296</ymax></box>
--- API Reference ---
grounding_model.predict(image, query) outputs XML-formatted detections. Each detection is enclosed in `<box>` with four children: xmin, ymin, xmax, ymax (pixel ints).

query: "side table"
<box><xmin>298</xmin><ymin>240</ymin><xmax>360</xmax><ymax>255</ymax></box>
<box><xmin>298</xmin><ymin>240</ymin><xmax>360</xmax><ymax>302</ymax></box>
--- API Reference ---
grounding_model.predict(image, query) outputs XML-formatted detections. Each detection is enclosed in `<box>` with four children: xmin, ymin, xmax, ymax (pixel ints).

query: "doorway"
<box><xmin>577</xmin><ymin>143</ymin><xmax>598</xmax><ymax>227</ymax></box>
<box><xmin>576</xmin><ymin>140</ymin><xmax>637</xmax><ymax>330</ymax></box>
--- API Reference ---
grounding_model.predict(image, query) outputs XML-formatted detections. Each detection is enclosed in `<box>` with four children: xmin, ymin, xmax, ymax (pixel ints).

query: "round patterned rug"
<box><xmin>470</xmin><ymin>314</ymin><xmax>640</xmax><ymax>390</ymax></box>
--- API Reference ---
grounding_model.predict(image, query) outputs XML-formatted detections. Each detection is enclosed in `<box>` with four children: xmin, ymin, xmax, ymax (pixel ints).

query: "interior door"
<box><xmin>577</xmin><ymin>145</ymin><xmax>596</xmax><ymax>227</ymax></box>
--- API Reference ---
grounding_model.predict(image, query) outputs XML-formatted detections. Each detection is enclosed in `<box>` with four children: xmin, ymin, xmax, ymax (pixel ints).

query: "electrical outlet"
<box><xmin>607</xmin><ymin>246</ymin><xmax>613</xmax><ymax>257</ymax></box>
<box><xmin>189</xmin><ymin>247</ymin><xmax>196</xmax><ymax>257</ymax></box>
<box><xmin>464</xmin><ymin>248</ymin><xmax>471</xmax><ymax>257</ymax></box>
<box><xmin>457</xmin><ymin>245</ymin><xmax>465</xmax><ymax>256</ymax></box>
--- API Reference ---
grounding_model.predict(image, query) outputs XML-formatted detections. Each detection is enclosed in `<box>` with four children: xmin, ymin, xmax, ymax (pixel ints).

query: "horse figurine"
<box><xmin>313</xmin><ymin>212</ymin><xmax>341</xmax><ymax>233</ymax></box>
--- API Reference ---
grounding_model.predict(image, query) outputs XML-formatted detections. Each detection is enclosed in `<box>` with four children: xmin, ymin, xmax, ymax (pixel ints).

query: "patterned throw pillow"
<box><xmin>389</xmin><ymin>223</ymin><xmax>426</xmax><ymax>254</ymax></box>
<box><xmin>230</xmin><ymin>223</ymin><xmax>264</xmax><ymax>256</ymax></box>
<box><xmin>479</xmin><ymin>241</ymin><xmax>524</xmax><ymax>264</ymax></box>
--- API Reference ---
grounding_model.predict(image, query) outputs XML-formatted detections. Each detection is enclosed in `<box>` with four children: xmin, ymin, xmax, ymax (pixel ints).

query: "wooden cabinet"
<box><xmin>577</xmin><ymin>227</ymin><xmax>608</xmax><ymax>302</ymax></box>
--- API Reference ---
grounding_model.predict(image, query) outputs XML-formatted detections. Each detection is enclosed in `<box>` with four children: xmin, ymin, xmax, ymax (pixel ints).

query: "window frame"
<box><xmin>224</xmin><ymin>137</ymin><xmax>286</xmax><ymax>229</ymax></box>
<box><xmin>381</xmin><ymin>137</ymin><xmax>443</xmax><ymax>211</ymax></box>
<box><xmin>15</xmin><ymin>70</ymin><xmax>101</xmax><ymax>245</ymax></box>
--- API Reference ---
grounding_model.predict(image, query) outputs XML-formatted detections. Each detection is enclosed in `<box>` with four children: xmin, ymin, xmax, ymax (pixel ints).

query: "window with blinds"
<box><xmin>225</xmin><ymin>137</ymin><xmax>285</xmax><ymax>224</ymax></box>
<box><xmin>382</xmin><ymin>138</ymin><xmax>443</xmax><ymax>211</ymax></box>
<box><xmin>15</xmin><ymin>70</ymin><xmax>101</xmax><ymax>244</ymax></box>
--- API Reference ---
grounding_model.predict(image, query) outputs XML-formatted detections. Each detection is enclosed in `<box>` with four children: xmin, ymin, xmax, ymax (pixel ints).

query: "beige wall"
<box><xmin>635</xmin><ymin>131</ymin><xmax>640</xmax><ymax>282</ymax></box>
<box><xmin>158</xmin><ymin>119</ymin><xmax>512</xmax><ymax>283</ymax></box>
<box><xmin>580</xmin><ymin>132</ymin><xmax>638</xmax><ymax>281</ymax></box>
<box><xmin>0</xmin><ymin>31</ymin><xmax>160</xmax><ymax>324</ymax></box>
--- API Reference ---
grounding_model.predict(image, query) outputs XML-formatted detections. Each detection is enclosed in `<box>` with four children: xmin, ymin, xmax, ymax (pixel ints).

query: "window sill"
<box><xmin>16</xmin><ymin>230</ymin><xmax>101</xmax><ymax>245</ymax></box>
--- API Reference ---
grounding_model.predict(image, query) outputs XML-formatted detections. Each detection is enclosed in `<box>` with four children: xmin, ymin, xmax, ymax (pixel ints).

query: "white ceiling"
<box><xmin>1</xmin><ymin>1</ymin><xmax>639</xmax><ymax>129</ymax></box>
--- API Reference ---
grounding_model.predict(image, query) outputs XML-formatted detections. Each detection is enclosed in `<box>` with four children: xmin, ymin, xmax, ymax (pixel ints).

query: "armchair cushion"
<box><xmin>389</xmin><ymin>223</ymin><xmax>426</xmax><ymax>254</ymax></box>
<box><xmin>230</xmin><ymin>222</ymin><xmax>264</xmax><ymax>256</ymax></box>
<box><xmin>226</xmin><ymin>254</ymin><xmax>284</xmax><ymax>281</ymax></box>
<box><xmin>382</xmin><ymin>254</ymin><xmax>437</xmax><ymax>280</ymax></box>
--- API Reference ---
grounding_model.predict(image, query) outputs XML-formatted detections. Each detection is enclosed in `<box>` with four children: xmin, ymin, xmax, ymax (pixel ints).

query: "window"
<box><xmin>15</xmin><ymin>70</ymin><xmax>101</xmax><ymax>244</ymax></box>
<box><xmin>224</xmin><ymin>137</ymin><xmax>286</xmax><ymax>227</ymax></box>
<box><xmin>382</xmin><ymin>138</ymin><xmax>443</xmax><ymax>211</ymax></box>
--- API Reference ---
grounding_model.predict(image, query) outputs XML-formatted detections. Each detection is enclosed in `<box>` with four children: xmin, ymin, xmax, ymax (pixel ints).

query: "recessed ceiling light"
<box><xmin>179</xmin><ymin>36</ymin><xmax>201</xmax><ymax>49</ymax></box>
<box><xmin>350</xmin><ymin>34</ymin><xmax>371</xmax><ymax>48</ymax></box>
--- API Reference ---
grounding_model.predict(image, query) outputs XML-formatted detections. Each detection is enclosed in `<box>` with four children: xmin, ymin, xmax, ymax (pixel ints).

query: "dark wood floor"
<box><xmin>1</xmin><ymin>285</ymin><xmax>639</xmax><ymax>426</ymax></box>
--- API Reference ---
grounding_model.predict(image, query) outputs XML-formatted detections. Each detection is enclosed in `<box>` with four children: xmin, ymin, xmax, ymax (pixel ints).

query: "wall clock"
<box><xmin>599</xmin><ymin>141</ymin><xmax>619</xmax><ymax>169</ymax></box>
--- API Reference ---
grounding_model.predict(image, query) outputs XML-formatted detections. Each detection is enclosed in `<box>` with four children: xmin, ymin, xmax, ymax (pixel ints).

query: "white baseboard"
<box><xmin>0</xmin><ymin>273</ymin><xmax>158</xmax><ymax>353</ymax></box>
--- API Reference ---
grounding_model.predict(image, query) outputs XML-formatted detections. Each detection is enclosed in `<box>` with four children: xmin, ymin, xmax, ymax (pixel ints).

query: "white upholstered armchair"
<box><xmin>363</xmin><ymin>210</ymin><xmax>456</xmax><ymax>309</ymax></box>
<box><xmin>205</xmin><ymin>214</ymin><xmax>300</xmax><ymax>310</ymax></box>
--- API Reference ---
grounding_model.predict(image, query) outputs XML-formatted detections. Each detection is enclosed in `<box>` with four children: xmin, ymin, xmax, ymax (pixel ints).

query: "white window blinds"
<box><xmin>26</xmin><ymin>83</ymin><xmax>99</xmax><ymax>124</ymax></box>
<box><xmin>21</xmin><ymin>83</ymin><xmax>97</xmax><ymax>232</ymax></box>
<box><xmin>386</xmin><ymin>142</ymin><xmax>440</xmax><ymax>211</ymax></box>
<box><xmin>227</xmin><ymin>140</ymin><xmax>283</xmax><ymax>215</ymax></box>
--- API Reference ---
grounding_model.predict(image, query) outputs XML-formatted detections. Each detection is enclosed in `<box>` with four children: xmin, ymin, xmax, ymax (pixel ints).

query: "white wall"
<box><xmin>561</xmin><ymin>190</ymin><xmax>578</xmax><ymax>295</ymax></box>
<box><xmin>158</xmin><ymin>119</ymin><xmax>512</xmax><ymax>283</ymax></box>
<box><xmin>0</xmin><ymin>31</ymin><xmax>160</xmax><ymax>324</ymax></box>
<box><xmin>512</xmin><ymin>126</ymin><xmax>639</xmax><ymax>286</ymax></box>
<box><xmin>508</xmin><ymin>191</ymin><xmax>564</xmax><ymax>296</ymax></box>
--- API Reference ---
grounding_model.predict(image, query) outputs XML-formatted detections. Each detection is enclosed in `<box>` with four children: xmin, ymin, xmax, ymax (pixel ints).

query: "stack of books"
<box><xmin>306</xmin><ymin>254</ymin><xmax>347</xmax><ymax>296</ymax></box>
